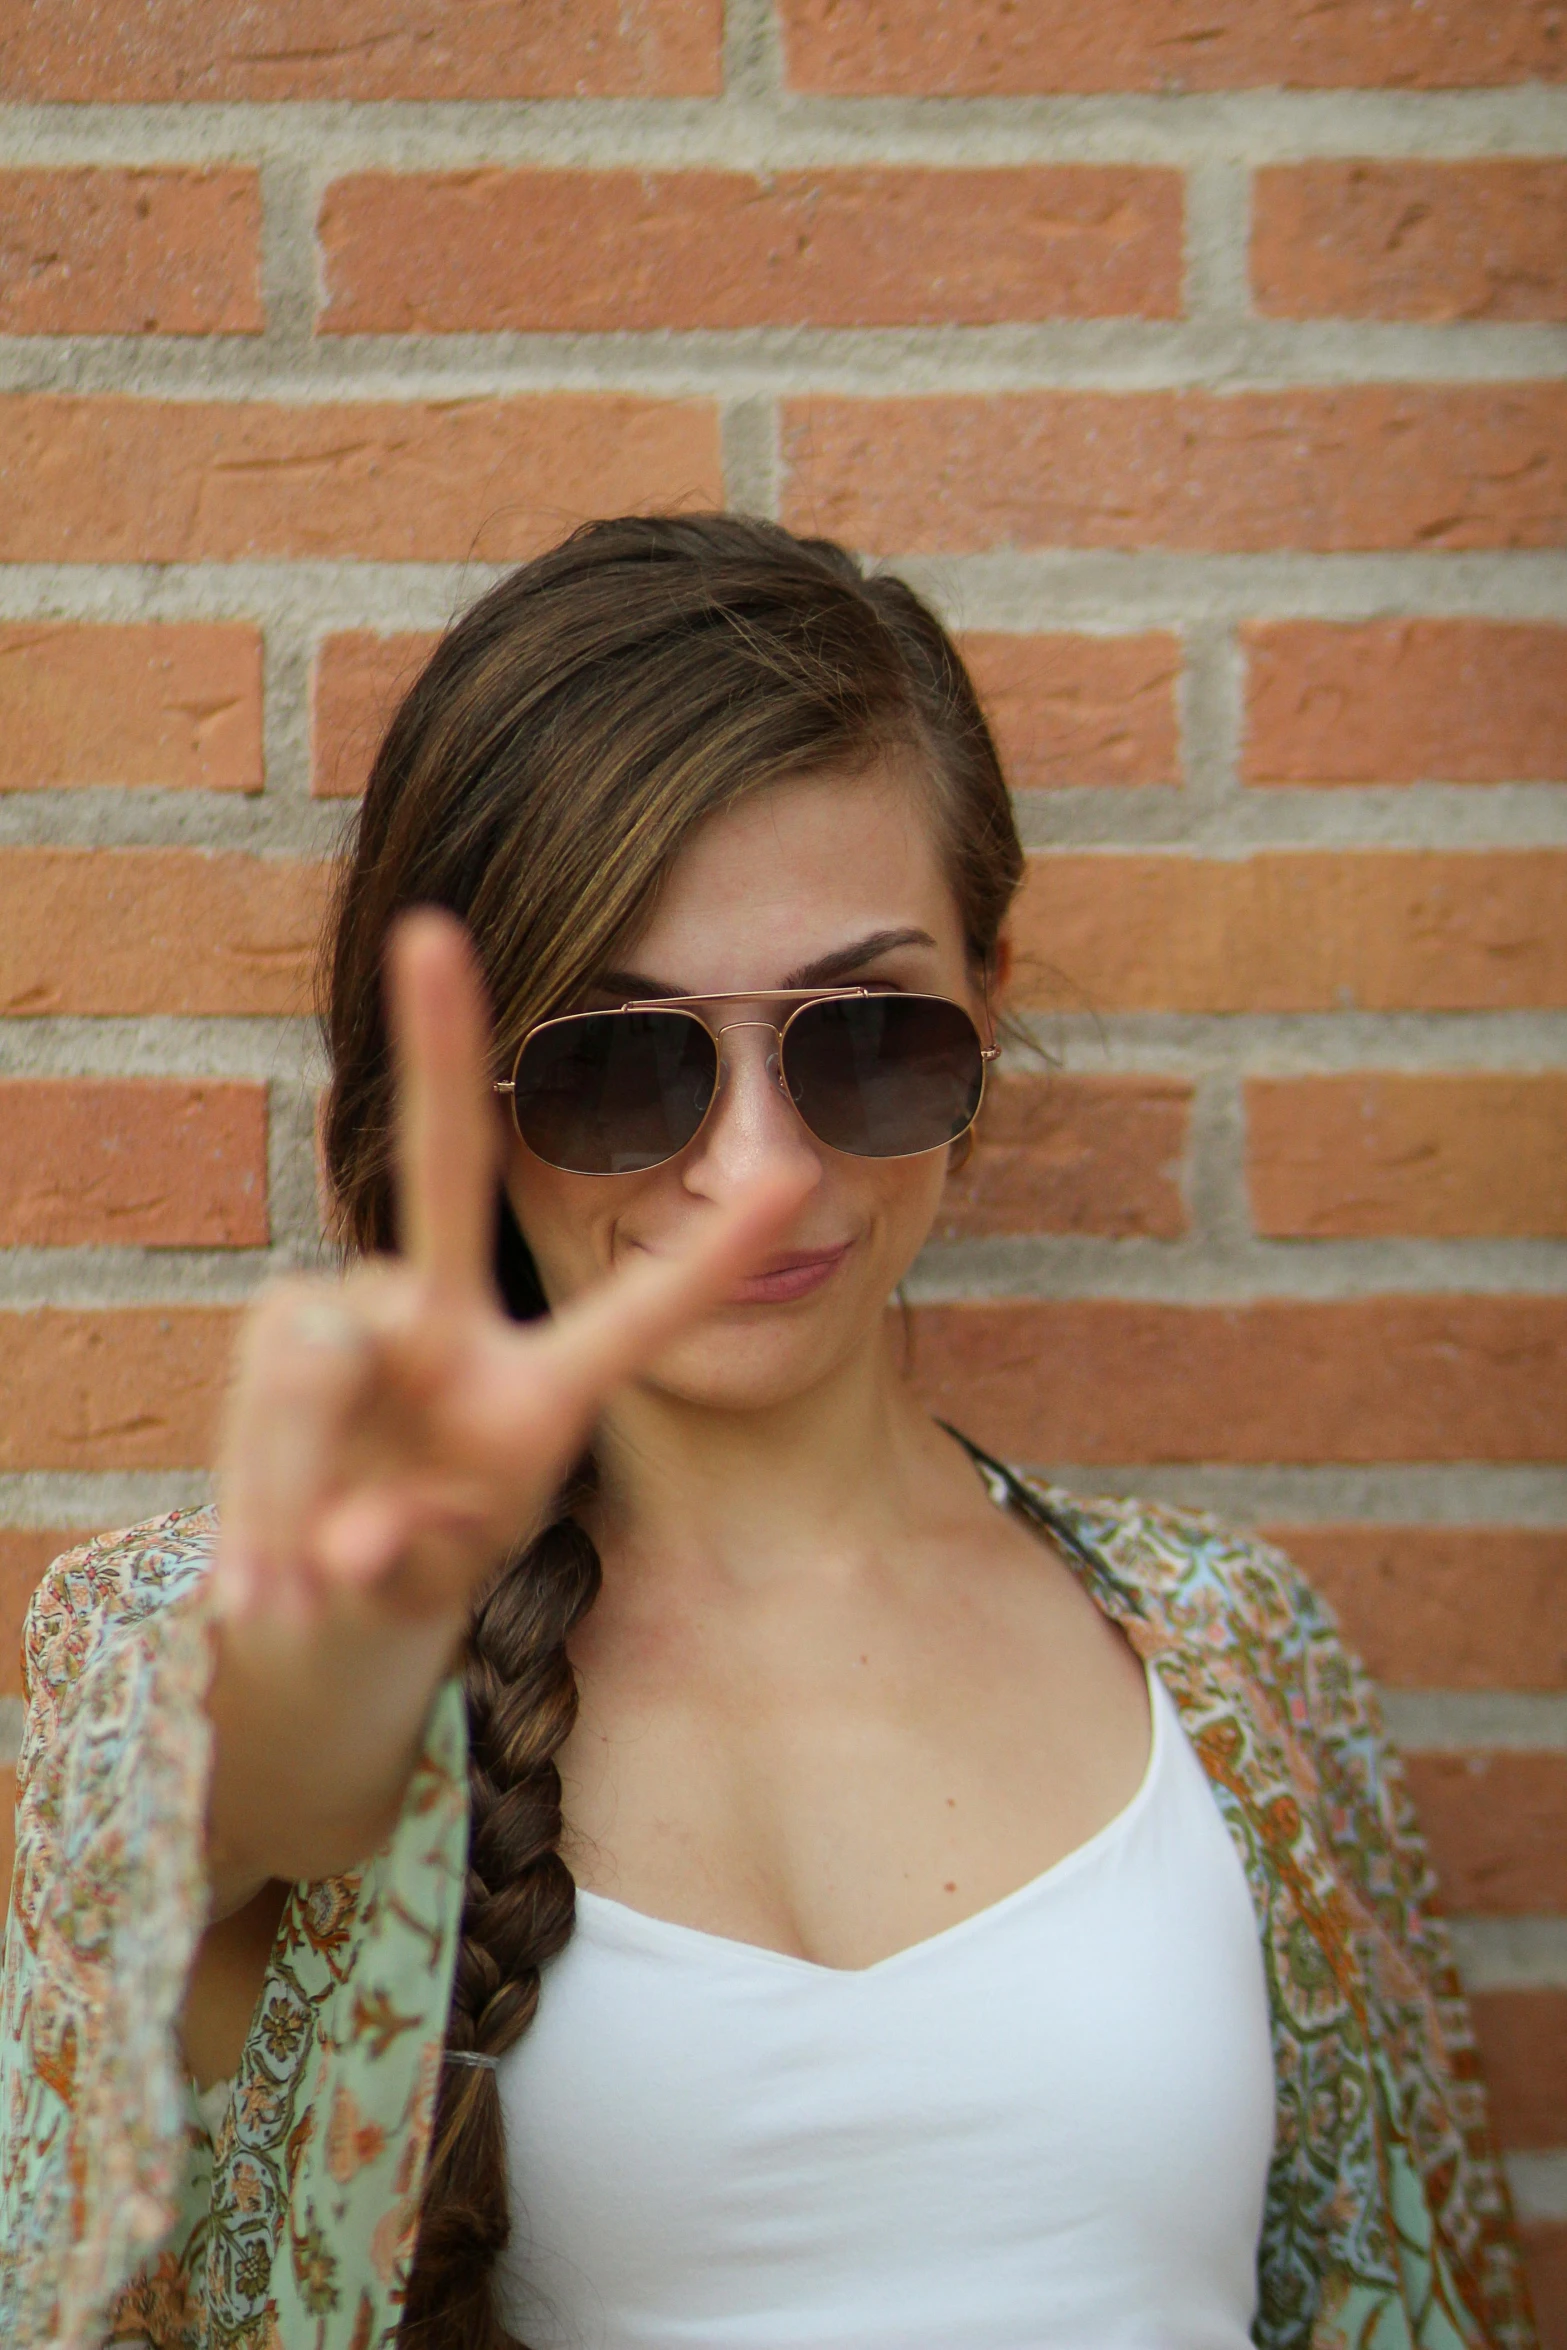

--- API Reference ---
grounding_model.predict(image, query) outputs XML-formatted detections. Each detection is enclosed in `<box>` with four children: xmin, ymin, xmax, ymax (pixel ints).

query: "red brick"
<box><xmin>0</xmin><ymin>168</ymin><xmax>262</xmax><ymax>334</ymax></box>
<box><xmin>936</xmin><ymin>1073</ymin><xmax>1190</xmax><ymax>1240</ymax></box>
<box><xmin>0</xmin><ymin>396</ymin><xmax>722</xmax><ymax>563</ymax></box>
<box><xmin>0</xmin><ymin>1080</ymin><xmax>268</xmax><ymax>1247</ymax></box>
<box><xmin>312</xmin><ymin>629</ymin><xmax>439</xmax><ymax>799</ymax></box>
<box><xmin>781</xmin><ymin>0</ymin><xmax>1567</xmax><ymax>93</ymax></box>
<box><xmin>909</xmin><ymin>1298</ymin><xmax>1567</xmax><ymax>1464</ymax></box>
<box><xmin>0</xmin><ymin>623</ymin><xmax>263</xmax><ymax>794</ymax></box>
<box><xmin>1253</xmin><ymin>161</ymin><xmax>1567</xmax><ymax>324</ymax></box>
<box><xmin>1247</xmin><ymin>1074</ymin><xmax>1567</xmax><ymax>1239</ymax></box>
<box><xmin>0</xmin><ymin>849</ymin><xmax>330</xmax><ymax>1017</ymax></box>
<box><xmin>960</xmin><ymin>633</ymin><xmax>1182</xmax><ymax>789</ymax></box>
<box><xmin>1012</xmin><ymin>851</ymin><xmax>1567</xmax><ymax>1013</ymax></box>
<box><xmin>1404</xmin><ymin>1751</ymin><xmax>1567</xmax><ymax>1914</ymax></box>
<box><xmin>1523</xmin><ymin>2225</ymin><xmax>1567</xmax><ymax>2349</ymax></box>
<box><xmin>0</xmin><ymin>1307</ymin><xmax>236</xmax><ymax>1471</ymax></box>
<box><xmin>780</xmin><ymin>387</ymin><xmax>1567</xmax><ymax>555</ymax></box>
<box><xmin>0</xmin><ymin>1527</ymin><xmax>76</xmax><ymax>1694</ymax></box>
<box><xmin>318</xmin><ymin>166</ymin><xmax>1183</xmax><ymax>334</ymax></box>
<box><xmin>1244</xmin><ymin>620</ymin><xmax>1567</xmax><ymax>786</ymax></box>
<box><xmin>1470</xmin><ymin>1990</ymin><xmax>1567</xmax><ymax>2151</ymax></box>
<box><xmin>1267</xmin><ymin>1526</ymin><xmax>1567</xmax><ymax>1692</ymax></box>
<box><xmin>0</xmin><ymin>0</ymin><xmax>721</xmax><ymax>99</ymax></box>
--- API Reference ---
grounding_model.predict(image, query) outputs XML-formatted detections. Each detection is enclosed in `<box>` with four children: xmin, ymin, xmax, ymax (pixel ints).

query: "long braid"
<box><xmin>399</xmin><ymin>1514</ymin><xmax>602</xmax><ymax>2348</ymax></box>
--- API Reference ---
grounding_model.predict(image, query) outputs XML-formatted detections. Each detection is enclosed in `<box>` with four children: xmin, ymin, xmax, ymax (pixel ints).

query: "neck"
<box><xmin>588</xmin><ymin>1321</ymin><xmax>966</xmax><ymax>1597</ymax></box>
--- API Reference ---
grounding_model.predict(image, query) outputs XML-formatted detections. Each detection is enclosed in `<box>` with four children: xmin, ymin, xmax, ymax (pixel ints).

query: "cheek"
<box><xmin>501</xmin><ymin>1157</ymin><xmax>632</xmax><ymax>1304</ymax></box>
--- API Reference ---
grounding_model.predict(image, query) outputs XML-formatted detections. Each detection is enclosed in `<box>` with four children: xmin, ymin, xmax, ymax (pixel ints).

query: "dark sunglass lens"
<box><xmin>511</xmin><ymin>1010</ymin><xmax>717</xmax><ymax>1174</ymax></box>
<box><xmin>783</xmin><ymin>995</ymin><xmax>985</xmax><ymax>1158</ymax></box>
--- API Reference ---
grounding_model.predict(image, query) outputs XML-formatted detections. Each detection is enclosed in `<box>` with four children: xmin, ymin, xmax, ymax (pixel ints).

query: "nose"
<box><xmin>680</xmin><ymin>1019</ymin><xmax>820</xmax><ymax>1196</ymax></box>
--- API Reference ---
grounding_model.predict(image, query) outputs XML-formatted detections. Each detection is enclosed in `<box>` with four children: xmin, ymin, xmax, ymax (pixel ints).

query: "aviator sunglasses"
<box><xmin>495</xmin><ymin>988</ymin><xmax>998</xmax><ymax>1176</ymax></box>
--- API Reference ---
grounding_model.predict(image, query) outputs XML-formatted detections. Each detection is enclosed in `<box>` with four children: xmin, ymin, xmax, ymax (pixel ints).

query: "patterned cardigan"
<box><xmin>0</xmin><ymin>1463</ymin><xmax>1539</xmax><ymax>2350</ymax></box>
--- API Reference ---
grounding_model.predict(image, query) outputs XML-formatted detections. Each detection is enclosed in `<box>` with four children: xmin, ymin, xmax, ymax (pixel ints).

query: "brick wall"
<box><xmin>1</xmin><ymin>0</ymin><xmax>1564</xmax><ymax>2321</ymax></box>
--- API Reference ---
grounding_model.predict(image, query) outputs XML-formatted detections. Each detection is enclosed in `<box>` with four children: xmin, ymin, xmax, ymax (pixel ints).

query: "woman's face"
<box><xmin>500</xmin><ymin>765</ymin><xmax>997</xmax><ymax>1414</ymax></box>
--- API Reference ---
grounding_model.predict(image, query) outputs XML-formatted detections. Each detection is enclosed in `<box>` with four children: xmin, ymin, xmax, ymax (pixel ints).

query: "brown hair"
<box><xmin>320</xmin><ymin>512</ymin><xmax>1023</xmax><ymax>2347</ymax></box>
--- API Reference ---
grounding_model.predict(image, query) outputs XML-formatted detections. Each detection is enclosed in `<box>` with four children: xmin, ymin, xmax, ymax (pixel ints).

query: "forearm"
<box><xmin>204</xmin><ymin>1592</ymin><xmax>468</xmax><ymax>1904</ymax></box>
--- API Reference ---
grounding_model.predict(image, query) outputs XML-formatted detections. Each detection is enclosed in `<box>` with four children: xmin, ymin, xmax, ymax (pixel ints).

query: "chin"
<box><xmin>638</xmin><ymin>1308</ymin><xmax>878</xmax><ymax>1418</ymax></box>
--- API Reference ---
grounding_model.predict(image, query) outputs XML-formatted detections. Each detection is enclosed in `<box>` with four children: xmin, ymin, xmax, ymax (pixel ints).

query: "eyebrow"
<box><xmin>592</xmin><ymin>927</ymin><xmax>940</xmax><ymax>1002</ymax></box>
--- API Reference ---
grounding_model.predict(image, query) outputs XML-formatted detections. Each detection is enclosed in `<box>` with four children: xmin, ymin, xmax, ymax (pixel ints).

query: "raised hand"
<box><xmin>204</xmin><ymin>911</ymin><xmax>809</xmax><ymax>1895</ymax></box>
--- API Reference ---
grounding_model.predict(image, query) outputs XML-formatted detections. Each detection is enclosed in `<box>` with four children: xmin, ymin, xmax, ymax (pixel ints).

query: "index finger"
<box><xmin>389</xmin><ymin>909</ymin><xmax>498</xmax><ymax>1299</ymax></box>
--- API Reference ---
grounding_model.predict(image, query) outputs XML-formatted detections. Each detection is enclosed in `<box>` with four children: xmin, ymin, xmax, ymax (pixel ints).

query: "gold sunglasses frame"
<box><xmin>493</xmin><ymin>985</ymin><xmax>999</xmax><ymax>1173</ymax></box>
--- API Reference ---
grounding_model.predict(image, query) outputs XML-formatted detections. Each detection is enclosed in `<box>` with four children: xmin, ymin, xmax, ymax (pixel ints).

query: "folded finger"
<box><xmin>536</xmin><ymin>1168</ymin><xmax>816</xmax><ymax>1414</ymax></box>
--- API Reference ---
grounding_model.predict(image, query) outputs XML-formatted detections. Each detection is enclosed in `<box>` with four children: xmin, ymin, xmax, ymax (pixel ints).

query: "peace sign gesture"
<box><xmin>205</xmin><ymin>912</ymin><xmax>808</xmax><ymax>1897</ymax></box>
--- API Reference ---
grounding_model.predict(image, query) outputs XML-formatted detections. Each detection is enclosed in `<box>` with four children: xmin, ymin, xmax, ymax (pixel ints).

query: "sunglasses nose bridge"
<box><xmin>709</xmin><ymin>1016</ymin><xmax>789</xmax><ymax>1102</ymax></box>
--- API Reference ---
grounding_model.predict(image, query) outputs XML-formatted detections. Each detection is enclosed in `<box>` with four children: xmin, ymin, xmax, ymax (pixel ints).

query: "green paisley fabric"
<box><xmin>0</xmin><ymin>1471</ymin><xmax>1538</xmax><ymax>2349</ymax></box>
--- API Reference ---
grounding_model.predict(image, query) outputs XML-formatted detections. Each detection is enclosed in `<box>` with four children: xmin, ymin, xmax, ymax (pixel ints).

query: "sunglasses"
<box><xmin>494</xmin><ymin>988</ymin><xmax>997</xmax><ymax>1176</ymax></box>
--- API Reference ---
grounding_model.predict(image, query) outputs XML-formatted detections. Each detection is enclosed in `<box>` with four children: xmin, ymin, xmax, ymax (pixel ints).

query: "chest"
<box><xmin>556</xmin><ymin>1530</ymin><xmax>1152</xmax><ymax>1971</ymax></box>
<box><xmin>500</xmin><ymin>1672</ymin><xmax>1277</xmax><ymax>2350</ymax></box>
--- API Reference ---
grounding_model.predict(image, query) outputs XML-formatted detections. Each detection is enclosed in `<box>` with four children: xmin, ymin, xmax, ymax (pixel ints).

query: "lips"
<box><xmin>728</xmin><ymin>1240</ymin><xmax>853</xmax><ymax>1305</ymax></box>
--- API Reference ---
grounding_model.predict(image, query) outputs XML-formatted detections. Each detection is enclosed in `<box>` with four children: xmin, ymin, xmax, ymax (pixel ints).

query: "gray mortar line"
<box><xmin>1380</xmin><ymin>1691</ymin><xmax>1567</xmax><ymax>1751</ymax></box>
<box><xmin>902</xmin><ymin>1231</ymin><xmax>1567</xmax><ymax>1302</ymax></box>
<box><xmin>984</xmin><ymin>1463</ymin><xmax>1567</xmax><ymax>1520</ymax></box>
<box><xmin>3</xmin><ymin>320</ymin><xmax>1562</xmax><ymax>397</ymax></box>
<box><xmin>720</xmin><ymin>394</ymin><xmax>782</xmax><ymax>515</ymax></box>
<box><xmin>722</xmin><ymin>0</ymin><xmax>784</xmax><ymax>103</ymax></box>
<box><xmin>1450</xmin><ymin>1918</ymin><xmax>1567</xmax><ymax>1991</ymax></box>
<box><xmin>1505</xmin><ymin>2154</ymin><xmax>1567</xmax><ymax>2226</ymax></box>
<box><xmin>0</xmin><ymin>555</ymin><xmax>1562</xmax><ymax>628</ymax></box>
<box><xmin>2</xmin><ymin>86</ymin><xmax>1565</xmax><ymax>167</ymax></box>
<box><xmin>0</xmin><ymin>1469</ymin><xmax>213</xmax><ymax>1519</ymax></box>
<box><xmin>1012</xmin><ymin>786</ymin><xmax>1567</xmax><ymax>855</ymax></box>
<box><xmin>1181</xmin><ymin>156</ymin><xmax>1253</xmax><ymax>325</ymax></box>
<box><xmin>0</xmin><ymin>1016</ymin><xmax>325</xmax><ymax>1081</ymax></box>
<box><xmin>1002</xmin><ymin>1013</ymin><xmax>1567</xmax><ymax>1073</ymax></box>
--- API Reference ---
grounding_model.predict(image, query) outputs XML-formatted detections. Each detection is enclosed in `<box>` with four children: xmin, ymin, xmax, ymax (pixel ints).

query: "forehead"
<box><xmin>626</xmin><ymin>767</ymin><xmax>963</xmax><ymax>985</ymax></box>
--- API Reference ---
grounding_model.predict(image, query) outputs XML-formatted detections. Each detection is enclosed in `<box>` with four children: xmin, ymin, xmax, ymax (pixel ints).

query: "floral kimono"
<box><xmin>0</xmin><ymin>1462</ymin><xmax>1539</xmax><ymax>2350</ymax></box>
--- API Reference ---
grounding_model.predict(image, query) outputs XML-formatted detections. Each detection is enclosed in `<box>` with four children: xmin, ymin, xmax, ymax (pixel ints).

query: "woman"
<box><xmin>0</xmin><ymin>515</ymin><xmax>1535</xmax><ymax>2350</ymax></box>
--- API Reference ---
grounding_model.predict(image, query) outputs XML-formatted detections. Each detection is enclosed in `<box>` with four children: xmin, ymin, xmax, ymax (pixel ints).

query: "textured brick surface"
<box><xmin>1470</xmin><ymin>1991</ymin><xmax>1567</xmax><ymax>2150</ymax></box>
<box><xmin>0</xmin><ymin>849</ymin><xmax>329</xmax><ymax>1017</ymax></box>
<box><xmin>1526</xmin><ymin>2228</ymin><xmax>1567</xmax><ymax>2346</ymax></box>
<box><xmin>780</xmin><ymin>1</ymin><xmax>1567</xmax><ymax>95</ymax></box>
<box><xmin>961</xmin><ymin>633</ymin><xmax>1182</xmax><ymax>790</ymax></box>
<box><xmin>935</xmin><ymin>1073</ymin><xmax>1191</xmax><ymax>1240</ymax></box>
<box><xmin>312</xmin><ymin>629</ymin><xmax>441</xmax><ymax>798</ymax></box>
<box><xmin>1270</xmin><ymin>1527</ymin><xmax>1567</xmax><ymax>1691</ymax></box>
<box><xmin>781</xmin><ymin>388</ymin><xmax>1567</xmax><ymax>555</ymax></box>
<box><xmin>0</xmin><ymin>1528</ymin><xmax>73</xmax><ymax>1695</ymax></box>
<box><xmin>0</xmin><ymin>623</ymin><xmax>264</xmax><ymax>794</ymax></box>
<box><xmin>0</xmin><ymin>1081</ymin><xmax>268</xmax><ymax>1247</ymax></box>
<box><xmin>909</xmin><ymin>1298</ymin><xmax>1567</xmax><ymax>1464</ymax></box>
<box><xmin>0</xmin><ymin>1</ymin><xmax>723</xmax><ymax>99</ymax></box>
<box><xmin>1013</xmin><ymin>852</ymin><xmax>1567</xmax><ymax>1013</ymax></box>
<box><xmin>0</xmin><ymin>397</ymin><xmax>722</xmax><ymax>562</ymax></box>
<box><xmin>1247</xmin><ymin>1074</ymin><xmax>1567</xmax><ymax>1239</ymax></box>
<box><xmin>319</xmin><ymin>168</ymin><xmax>1185</xmax><ymax>333</ymax></box>
<box><xmin>0</xmin><ymin>168</ymin><xmax>263</xmax><ymax>335</ymax></box>
<box><xmin>1253</xmin><ymin>161</ymin><xmax>1567</xmax><ymax>324</ymax></box>
<box><xmin>1405</xmin><ymin>1751</ymin><xmax>1567</xmax><ymax>1915</ymax></box>
<box><xmin>0</xmin><ymin>1307</ymin><xmax>236</xmax><ymax>1471</ymax></box>
<box><xmin>1244</xmin><ymin>621</ymin><xmax>1567</xmax><ymax>787</ymax></box>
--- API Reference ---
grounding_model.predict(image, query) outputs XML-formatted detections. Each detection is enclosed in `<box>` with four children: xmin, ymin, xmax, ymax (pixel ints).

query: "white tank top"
<box><xmin>496</xmin><ymin>1663</ymin><xmax>1276</xmax><ymax>2349</ymax></box>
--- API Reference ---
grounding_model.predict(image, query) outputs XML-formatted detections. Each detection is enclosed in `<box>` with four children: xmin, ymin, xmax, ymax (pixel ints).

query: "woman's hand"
<box><xmin>203</xmin><ymin>910</ymin><xmax>807</xmax><ymax>1897</ymax></box>
<box><xmin>217</xmin><ymin>908</ymin><xmax>806</xmax><ymax>1628</ymax></box>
